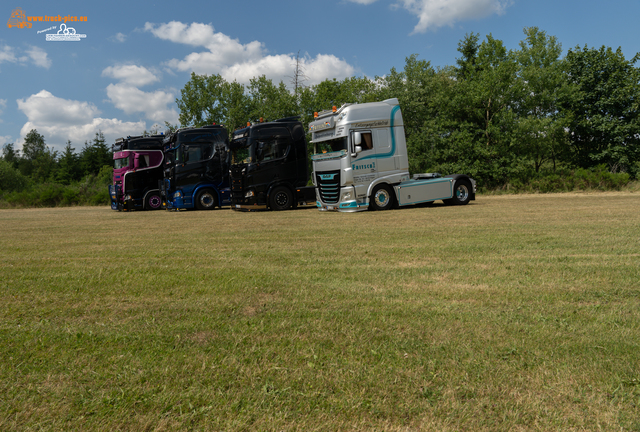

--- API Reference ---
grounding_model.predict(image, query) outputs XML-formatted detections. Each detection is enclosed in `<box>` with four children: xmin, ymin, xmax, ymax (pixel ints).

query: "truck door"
<box><xmin>176</xmin><ymin>143</ymin><xmax>211</xmax><ymax>204</ymax></box>
<box><xmin>350</xmin><ymin>130</ymin><xmax>376</xmax><ymax>200</ymax></box>
<box><xmin>252</xmin><ymin>127</ymin><xmax>293</xmax><ymax>194</ymax></box>
<box><xmin>373</xmin><ymin>128</ymin><xmax>395</xmax><ymax>173</ymax></box>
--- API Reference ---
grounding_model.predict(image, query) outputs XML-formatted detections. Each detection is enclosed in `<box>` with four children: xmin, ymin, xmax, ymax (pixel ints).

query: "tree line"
<box><xmin>174</xmin><ymin>27</ymin><xmax>639</xmax><ymax>189</ymax></box>
<box><xmin>0</xmin><ymin>130</ymin><xmax>114</xmax><ymax>206</ymax></box>
<box><xmin>1</xmin><ymin>27</ymin><xmax>637</xmax><ymax>206</ymax></box>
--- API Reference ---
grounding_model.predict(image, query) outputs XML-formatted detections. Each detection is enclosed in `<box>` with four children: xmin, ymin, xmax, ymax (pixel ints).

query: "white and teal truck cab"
<box><xmin>309</xmin><ymin>98</ymin><xmax>476</xmax><ymax>212</ymax></box>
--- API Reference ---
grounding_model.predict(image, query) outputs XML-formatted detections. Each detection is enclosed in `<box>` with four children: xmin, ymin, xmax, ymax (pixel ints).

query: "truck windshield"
<box><xmin>114</xmin><ymin>156</ymin><xmax>130</xmax><ymax>169</ymax></box>
<box><xmin>231</xmin><ymin>145</ymin><xmax>255</xmax><ymax>164</ymax></box>
<box><xmin>230</xmin><ymin>141</ymin><xmax>255</xmax><ymax>164</ymax></box>
<box><xmin>165</xmin><ymin>149</ymin><xmax>176</xmax><ymax>165</ymax></box>
<box><xmin>314</xmin><ymin>137</ymin><xmax>348</xmax><ymax>154</ymax></box>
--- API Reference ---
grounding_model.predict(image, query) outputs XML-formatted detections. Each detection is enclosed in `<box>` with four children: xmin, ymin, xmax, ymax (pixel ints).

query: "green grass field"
<box><xmin>1</xmin><ymin>193</ymin><xmax>639</xmax><ymax>431</ymax></box>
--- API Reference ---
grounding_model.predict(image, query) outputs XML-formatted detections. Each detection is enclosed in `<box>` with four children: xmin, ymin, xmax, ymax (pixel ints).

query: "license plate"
<box><xmin>327</xmin><ymin>206</ymin><xmax>335</xmax><ymax>210</ymax></box>
<box><xmin>236</xmin><ymin>204</ymin><xmax>241</xmax><ymax>209</ymax></box>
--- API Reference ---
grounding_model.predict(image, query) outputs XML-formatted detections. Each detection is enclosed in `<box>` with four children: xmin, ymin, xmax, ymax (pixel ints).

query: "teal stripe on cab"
<box><xmin>356</xmin><ymin>104</ymin><xmax>400</xmax><ymax>162</ymax></box>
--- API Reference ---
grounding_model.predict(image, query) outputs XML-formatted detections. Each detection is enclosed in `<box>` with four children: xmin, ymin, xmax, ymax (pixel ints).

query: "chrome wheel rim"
<box><xmin>456</xmin><ymin>184</ymin><xmax>469</xmax><ymax>201</ymax></box>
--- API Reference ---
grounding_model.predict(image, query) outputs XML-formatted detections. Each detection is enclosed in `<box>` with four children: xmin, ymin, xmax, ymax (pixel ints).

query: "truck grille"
<box><xmin>316</xmin><ymin>170</ymin><xmax>340</xmax><ymax>204</ymax></box>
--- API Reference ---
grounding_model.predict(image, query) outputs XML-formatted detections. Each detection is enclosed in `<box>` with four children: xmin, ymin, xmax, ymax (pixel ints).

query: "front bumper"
<box><xmin>316</xmin><ymin>186</ymin><xmax>368</xmax><ymax>212</ymax></box>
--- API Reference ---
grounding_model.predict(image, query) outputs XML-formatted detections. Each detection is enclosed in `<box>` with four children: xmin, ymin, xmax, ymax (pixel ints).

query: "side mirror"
<box><xmin>354</xmin><ymin>132</ymin><xmax>362</xmax><ymax>146</ymax></box>
<box><xmin>256</xmin><ymin>142</ymin><xmax>264</xmax><ymax>161</ymax></box>
<box><xmin>352</xmin><ymin>132</ymin><xmax>362</xmax><ymax>157</ymax></box>
<box><xmin>133</xmin><ymin>154</ymin><xmax>140</xmax><ymax>169</ymax></box>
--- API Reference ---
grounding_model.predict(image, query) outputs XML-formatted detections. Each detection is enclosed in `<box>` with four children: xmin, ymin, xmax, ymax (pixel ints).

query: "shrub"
<box><xmin>0</xmin><ymin>159</ymin><xmax>30</xmax><ymax>194</ymax></box>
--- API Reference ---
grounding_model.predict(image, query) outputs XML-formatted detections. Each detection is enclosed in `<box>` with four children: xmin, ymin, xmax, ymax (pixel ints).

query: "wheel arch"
<box><xmin>192</xmin><ymin>183</ymin><xmax>222</xmax><ymax>208</ymax></box>
<box><xmin>266</xmin><ymin>181</ymin><xmax>296</xmax><ymax>209</ymax></box>
<box><xmin>443</xmin><ymin>174</ymin><xmax>476</xmax><ymax>200</ymax></box>
<box><xmin>142</xmin><ymin>189</ymin><xmax>162</xmax><ymax>210</ymax></box>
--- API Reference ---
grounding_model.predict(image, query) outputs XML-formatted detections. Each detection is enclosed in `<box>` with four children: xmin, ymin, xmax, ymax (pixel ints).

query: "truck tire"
<box><xmin>269</xmin><ymin>186</ymin><xmax>293</xmax><ymax>211</ymax></box>
<box><xmin>446</xmin><ymin>180</ymin><xmax>472</xmax><ymax>205</ymax></box>
<box><xmin>145</xmin><ymin>192</ymin><xmax>163</xmax><ymax>210</ymax></box>
<box><xmin>370</xmin><ymin>184</ymin><xmax>394</xmax><ymax>211</ymax></box>
<box><xmin>195</xmin><ymin>188</ymin><xmax>217</xmax><ymax>210</ymax></box>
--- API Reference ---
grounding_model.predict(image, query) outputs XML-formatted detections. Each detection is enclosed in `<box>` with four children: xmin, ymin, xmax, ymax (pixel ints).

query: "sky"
<box><xmin>1</xmin><ymin>0</ymin><xmax>640</xmax><ymax>154</ymax></box>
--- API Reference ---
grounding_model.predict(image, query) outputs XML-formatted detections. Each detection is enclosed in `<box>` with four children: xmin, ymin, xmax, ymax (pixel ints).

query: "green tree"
<box><xmin>455</xmin><ymin>32</ymin><xmax>481</xmax><ymax>80</ymax></box>
<box><xmin>19</xmin><ymin>129</ymin><xmax>58</xmax><ymax>182</ymax></box>
<box><xmin>56</xmin><ymin>141</ymin><xmax>81</xmax><ymax>185</ymax></box>
<box><xmin>561</xmin><ymin>45</ymin><xmax>640</xmax><ymax>174</ymax></box>
<box><xmin>513</xmin><ymin>27</ymin><xmax>572</xmax><ymax>173</ymax></box>
<box><xmin>176</xmin><ymin>73</ymin><xmax>228</xmax><ymax>127</ymax></box>
<box><xmin>0</xmin><ymin>159</ymin><xmax>30</xmax><ymax>193</ymax></box>
<box><xmin>247</xmin><ymin>76</ymin><xmax>298</xmax><ymax>123</ymax></box>
<box><xmin>221</xmin><ymin>79</ymin><xmax>251</xmax><ymax>133</ymax></box>
<box><xmin>21</xmin><ymin>129</ymin><xmax>46</xmax><ymax>161</ymax></box>
<box><xmin>1</xmin><ymin>143</ymin><xmax>19</xmax><ymax>169</ymax></box>
<box><xmin>80</xmin><ymin>131</ymin><xmax>111</xmax><ymax>176</ymax></box>
<box><xmin>444</xmin><ymin>34</ymin><xmax>521</xmax><ymax>185</ymax></box>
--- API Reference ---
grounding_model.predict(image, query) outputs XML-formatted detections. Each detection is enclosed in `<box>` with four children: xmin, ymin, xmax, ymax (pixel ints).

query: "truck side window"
<box><xmin>257</xmin><ymin>127</ymin><xmax>292</xmax><ymax>162</ymax></box>
<box><xmin>185</xmin><ymin>146</ymin><xmax>203</xmax><ymax>163</ymax></box>
<box><xmin>202</xmin><ymin>144</ymin><xmax>213</xmax><ymax>160</ymax></box>
<box><xmin>361</xmin><ymin>132</ymin><xmax>373</xmax><ymax>150</ymax></box>
<box><xmin>261</xmin><ymin>139</ymin><xmax>289</xmax><ymax>161</ymax></box>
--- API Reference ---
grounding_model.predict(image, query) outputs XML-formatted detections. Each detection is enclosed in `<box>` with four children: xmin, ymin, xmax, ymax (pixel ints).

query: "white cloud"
<box><xmin>145</xmin><ymin>21</ymin><xmax>356</xmax><ymax>86</ymax></box>
<box><xmin>102</xmin><ymin>64</ymin><xmax>160</xmax><ymax>87</ymax></box>
<box><xmin>349</xmin><ymin>0</ymin><xmax>512</xmax><ymax>32</ymax></box>
<box><xmin>101</xmin><ymin>63</ymin><xmax>178</xmax><ymax>124</ymax></box>
<box><xmin>24</xmin><ymin>46</ymin><xmax>51</xmax><ymax>69</ymax></box>
<box><xmin>111</xmin><ymin>32</ymin><xmax>127</xmax><ymax>42</ymax></box>
<box><xmin>16</xmin><ymin>90</ymin><xmax>146</xmax><ymax>152</ymax></box>
<box><xmin>105</xmin><ymin>83</ymin><xmax>178</xmax><ymax>124</ymax></box>
<box><xmin>220</xmin><ymin>53</ymin><xmax>355</xmax><ymax>87</ymax></box>
<box><xmin>0</xmin><ymin>45</ymin><xmax>17</xmax><ymax>64</ymax></box>
<box><xmin>0</xmin><ymin>44</ymin><xmax>51</xmax><ymax>68</ymax></box>
<box><xmin>145</xmin><ymin>21</ymin><xmax>263</xmax><ymax>70</ymax></box>
<box><xmin>0</xmin><ymin>136</ymin><xmax>11</xmax><ymax>146</ymax></box>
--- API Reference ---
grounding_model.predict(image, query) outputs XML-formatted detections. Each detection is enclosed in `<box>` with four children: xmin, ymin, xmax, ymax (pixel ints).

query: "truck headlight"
<box><xmin>123</xmin><ymin>194</ymin><xmax>132</xmax><ymax>201</ymax></box>
<box><xmin>245</xmin><ymin>190</ymin><xmax>255</xmax><ymax>198</ymax></box>
<box><xmin>173</xmin><ymin>190</ymin><xmax>183</xmax><ymax>199</ymax></box>
<box><xmin>341</xmin><ymin>191</ymin><xmax>353</xmax><ymax>202</ymax></box>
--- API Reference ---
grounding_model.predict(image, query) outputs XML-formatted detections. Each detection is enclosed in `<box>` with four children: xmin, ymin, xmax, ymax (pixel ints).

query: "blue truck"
<box><xmin>160</xmin><ymin>125</ymin><xmax>231</xmax><ymax>210</ymax></box>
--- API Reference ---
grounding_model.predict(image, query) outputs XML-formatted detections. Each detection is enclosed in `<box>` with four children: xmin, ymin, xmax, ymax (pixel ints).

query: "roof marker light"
<box><xmin>332</xmin><ymin>106</ymin><xmax>337</xmax><ymax>112</ymax></box>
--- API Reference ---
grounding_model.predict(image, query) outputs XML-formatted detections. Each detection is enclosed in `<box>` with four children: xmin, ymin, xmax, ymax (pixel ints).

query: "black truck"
<box><xmin>109</xmin><ymin>134</ymin><xmax>165</xmax><ymax>211</ymax></box>
<box><xmin>229</xmin><ymin>117</ymin><xmax>316</xmax><ymax>211</ymax></box>
<box><xmin>160</xmin><ymin>125</ymin><xmax>231</xmax><ymax>210</ymax></box>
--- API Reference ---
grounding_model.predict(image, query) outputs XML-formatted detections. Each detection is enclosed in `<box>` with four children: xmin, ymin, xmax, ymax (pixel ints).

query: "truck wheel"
<box><xmin>446</xmin><ymin>180</ymin><xmax>471</xmax><ymax>205</ymax></box>
<box><xmin>145</xmin><ymin>193</ymin><xmax>163</xmax><ymax>210</ymax></box>
<box><xmin>270</xmin><ymin>186</ymin><xmax>293</xmax><ymax>211</ymax></box>
<box><xmin>196</xmin><ymin>189</ymin><xmax>217</xmax><ymax>210</ymax></box>
<box><xmin>370</xmin><ymin>184</ymin><xmax>394</xmax><ymax>211</ymax></box>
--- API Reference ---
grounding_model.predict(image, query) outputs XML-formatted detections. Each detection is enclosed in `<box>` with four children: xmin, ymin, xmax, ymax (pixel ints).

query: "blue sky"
<box><xmin>2</xmin><ymin>0</ymin><xmax>640</xmax><ymax>154</ymax></box>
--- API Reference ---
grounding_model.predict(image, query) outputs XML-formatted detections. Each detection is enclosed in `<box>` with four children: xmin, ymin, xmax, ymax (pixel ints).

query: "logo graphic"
<box><xmin>7</xmin><ymin>7</ymin><xmax>31</xmax><ymax>28</ymax></box>
<box><xmin>46</xmin><ymin>23</ymin><xmax>86</xmax><ymax>41</ymax></box>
